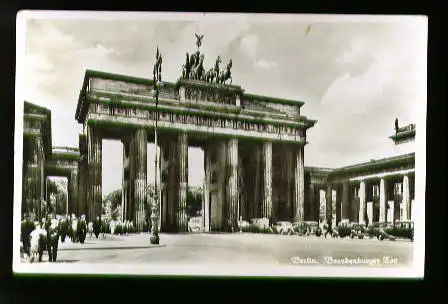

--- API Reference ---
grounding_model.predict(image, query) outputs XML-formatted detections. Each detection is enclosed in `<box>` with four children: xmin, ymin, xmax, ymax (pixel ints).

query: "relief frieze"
<box><xmin>93</xmin><ymin>103</ymin><xmax>303</xmax><ymax>138</ymax></box>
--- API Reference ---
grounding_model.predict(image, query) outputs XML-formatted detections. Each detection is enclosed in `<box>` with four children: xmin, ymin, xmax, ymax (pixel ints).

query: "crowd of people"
<box><xmin>20</xmin><ymin>213</ymin><xmax>119</xmax><ymax>263</ymax></box>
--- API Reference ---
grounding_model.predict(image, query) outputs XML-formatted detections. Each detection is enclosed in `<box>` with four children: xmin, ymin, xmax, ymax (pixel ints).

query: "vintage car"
<box><xmin>304</xmin><ymin>221</ymin><xmax>322</xmax><ymax>236</ymax></box>
<box><xmin>378</xmin><ymin>220</ymin><xmax>414</xmax><ymax>241</ymax></box>
<box><xmin>187</xmin><ymin>217</ymin><xmax>203</xmax><ymax>233</ymax></box>
<box><xmin>366</xmin><ymin>222</ymin><xmax>388</xmax><ymax>238</ymax></box>
<box><xmin>334</xmin><ymin>222</ymin><xmax>352</xmax><ymax>238</ymax></box>
<box><xmin>273</xmin><ymin>221</ymin><xmax>295</xmax><ymax>235</ymax></box>
<box><xmin>238</xmin><ymin>219</ymin><xmax>251</xmax><ymax>232</ymax></box>
<box><xmin>350</xmin><ymin>223</ymin><xmax>367</xmax><ymax>239</ymax></box>
<box><xmin>292</xmin><ymin>221</ymin><xmax>322</xmax><ymax>236</ymax></box>
<box><xmin>292</xmin><ymin>221</ymin><xmax>308</xmax><ymax>235</ymax></box>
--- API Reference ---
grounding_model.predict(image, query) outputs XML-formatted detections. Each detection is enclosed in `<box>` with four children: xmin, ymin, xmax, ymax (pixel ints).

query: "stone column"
<box><xmin>25</xmin><ymin>136</ymin><xmax>45</xmax><ymax>218</ymax></box>
<box><xmin>379</xmin><ymin>178</ymin><xmax>387</xmax><ymax>223</ymax></box>
<box><xmin>402</xmin><ymin>175</ymin><xmax>410</xmax><ymax>220</ymax></box>
<box><xmin>238</xmin><ymin>155</ymin><xmax>247</xmax><ymax>221</ymax></box>
<box><xmin>261</xmin><ymin>141</ymin><xmax>272</xmax><ymax>221</ymax></box>
<box><xmin>293</xmin><ymin>145</ymin><xmax>305</xmax><ymax>222</ymax></box>
<box><xmin>252</xmin><ymin>144</ymin><xmax>261</xmax><ymax>220</ymax></box>
<box><xmin>69</xmin><ymin>170</ymin><xmax>79</xmax><ymax>216</ymax></box>
<box><xmin>121</xmin><ymin>141</ymin><xmax>130</xmax><ymax>222</ymax></box>
<box><xmin>78</xmin><ymin>134</ymin><xmax>88</xmax><ymax>218</ymax></box>
<box><xmin>67</xmin><ymin>183</ymin><xmax>72</xmax><ymax>216</ymax></box>
<box><xmin>341</xmin><ymin>182</ymin><xmax>350</xmax><ymax>222</ymax></box>
<box><xmin>285</xmin><ymin>148</ymin><xmax>294</xmax><ymax>221</ymax></box>
<box><xmin>177</xmin><ymin>132</ymin><xmax>188</xmax><ymax>232</ymax></box>
<box><xmin>45</xmin><ymin>177</ymin><xmax>50</xmax><ymax>210</ymax></box>
<box><xmin>325</xmin><ymin>184</ymin><xmax>332</xmax><ymax>224</ymax></box>
<box><xmin>127</xmin><ymin>137</ymin><xmax>135</xmax><ymax>224</ymax></box>
<box><xmin>133</xmin><ymin>128</ymin><xmax>147</xmax><ymax>232</ymax></box>
<box><xmin>87</xmin><ymin>125</ymin><xmax>102</xmax><ymax>223</ymax></box>
<box><xmin>358</xmin><ymin>180</ymin><xmax>366</xmax><ymax>224</ymax></box>
<box><xmin>226</xmin><ymin>138</ymin><xmax>239</xmax><ymax>231</ymax></box>
<box><xmin>335</xmin><ymin>185</ymin><xmax>342</xmax><ymax>225</ymax></box>
<box><xmin>308</xmin><ymin>183</ymin><xmax>315</xmax><ymax>221</ymax></box>
<box><xmin>203</xmin><ymin>146</ymin><xmax>210</xmax><ymax>232</ymax></box>
<box><xmin>77</xmin><ymin>159</ymin><xmax>88</xmax><ymax>218</ymax></box>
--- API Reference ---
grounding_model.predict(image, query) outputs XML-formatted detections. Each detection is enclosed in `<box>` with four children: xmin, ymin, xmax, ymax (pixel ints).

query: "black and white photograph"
<box><xmin>13</xmin><ymin>11</ymin><xmax>427</xmax><ymax>278</ymax></box>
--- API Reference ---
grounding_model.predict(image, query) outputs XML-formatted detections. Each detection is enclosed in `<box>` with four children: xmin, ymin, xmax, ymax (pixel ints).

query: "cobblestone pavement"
<box><xmin>21</xmin><ymin>232</ymin><xmax>413</xmax><ymax>267</ymax></box>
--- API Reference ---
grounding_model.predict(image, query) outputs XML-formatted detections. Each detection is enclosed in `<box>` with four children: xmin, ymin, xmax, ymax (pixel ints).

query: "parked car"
<box><xmin>188</xmin><ymin>217</ymin><xmax>203</xmax><ymax>232</ymax></box>
<box><xmin>378</xmin><ymin>220</ymin><xmax>414</xmax><ymax>241</ymax></box>
<box><xmin>273</xmin><ymin>221</ymin><xmax>294</xmax><ymax>235</ymax></box>
<box><xmin>334</xmin><ymin>222</ymin><xmax>352</xmax><ymax>238</ymax></box>
<box><xmin>366</xmin><ymin>222</ymin><xmax>388</xmax><ymax>238</ymax></box>
<box><xmin>304</xmin><ymin>221</ymin><xmax>322</xmax><ymax>237</ymax></box>
<box><xmin>350</xmin><ymin>223</ymin><xmax>367</xmax><ymax>239</ymax></box>
<box><xmin>238</xmin><ymin>220</ymin><xmax>251</xmax><ymax>232</ymax></box>
<box><xmin>292</xmin><ymin>221</ymin><xmax>308</xmax><ymax>235</ymax></box>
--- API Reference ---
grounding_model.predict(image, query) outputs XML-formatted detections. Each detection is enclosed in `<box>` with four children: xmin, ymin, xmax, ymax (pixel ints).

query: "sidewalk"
<box><xmin>58</xmin><ymin>233</ymin><xmax>163</xmax><ymax>250</ymax></box>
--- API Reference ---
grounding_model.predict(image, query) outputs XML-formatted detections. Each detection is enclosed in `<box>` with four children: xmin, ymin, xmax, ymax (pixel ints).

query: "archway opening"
<box><xmin>46</xmin><ymin>176</ymin><xmax>68</xmax><ymax>217</ymax></box>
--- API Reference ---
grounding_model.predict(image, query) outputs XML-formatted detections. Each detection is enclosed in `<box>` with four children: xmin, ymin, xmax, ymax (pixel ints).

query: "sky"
<box><xmin>19</xmin><ymin>13</ymin><xmax>427</xmax><ymax>196</ymax></box>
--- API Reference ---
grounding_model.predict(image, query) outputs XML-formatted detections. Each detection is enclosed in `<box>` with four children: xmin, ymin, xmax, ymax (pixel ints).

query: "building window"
<box><xmin>372</xmin><ymin>185</ymin><xmax>379</xmax><ymax>197</ymax></box>
<box><xmin>394</xmin><ymin>183</ymin><xmax>402</xmax><ymax>195</ymax></box>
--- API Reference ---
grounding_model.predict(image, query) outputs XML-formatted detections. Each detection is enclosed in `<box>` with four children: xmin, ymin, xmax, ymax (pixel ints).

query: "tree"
<box><xmin>187</xmin><ymin>186</ymin><xmax>202</xmax><ymax>217</ymax></box>
<box><xmin>103</xmin><ymin>189</ymin><xmax>122</xmax><ymax>211</ymax></box>
<box><xmin>46</xmin><ymin>179</ymin><xmax>67</xmax><ymax>215</ymax></box>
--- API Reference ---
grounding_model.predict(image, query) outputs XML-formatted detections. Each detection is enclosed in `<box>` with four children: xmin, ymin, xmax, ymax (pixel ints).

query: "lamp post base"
<box><xmin>150</xmin><ymin>235</ymin><xmax>159</xmax><ymax>245</ymax></box>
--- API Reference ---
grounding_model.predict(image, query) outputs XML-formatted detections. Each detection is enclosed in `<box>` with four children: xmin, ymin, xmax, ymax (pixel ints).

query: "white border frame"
<box><xmin>13</xmin><ymin>11</ymin><xmax>427</xmax><ymax>278</ymax></box>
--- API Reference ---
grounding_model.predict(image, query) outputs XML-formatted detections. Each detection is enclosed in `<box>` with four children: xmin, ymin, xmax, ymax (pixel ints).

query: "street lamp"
<box><xmin>150</xmin><ymin>47</ymin><xmax>162</xmax><ymax>245</ymax></box>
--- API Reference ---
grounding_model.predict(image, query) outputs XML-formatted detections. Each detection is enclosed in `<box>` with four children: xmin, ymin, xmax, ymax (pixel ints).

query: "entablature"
<box><xmin>75</xmin><ymin>70</ymin><xmax>317</xmax><ymax>131</ymax></box>
<box><xmin>328</xmin><ymin>153</ymin><xmax>415</xmax><ymax>183</ymax></box>
<box><xmin>85</xmin><ymin>93</ymin><xmax>315</xmax><ymax>131</ymax></box>
<box><xmin>24</xmin><ymin>101</ymin><xmax>52</xmax><ymax>156</ymax></box>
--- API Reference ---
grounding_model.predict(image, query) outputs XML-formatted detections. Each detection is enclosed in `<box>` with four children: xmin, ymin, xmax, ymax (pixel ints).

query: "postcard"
<box><xmin>14</xmin><ymin>11</ymin><xmax>427</xmax><ymax>278</ymax></box>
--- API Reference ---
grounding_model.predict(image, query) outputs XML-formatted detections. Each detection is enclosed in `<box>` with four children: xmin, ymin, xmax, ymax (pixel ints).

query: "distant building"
<box><xmin>305</xmin><ymin>121</ymin><xmax>416</xmax><ymax>225</ymax></box>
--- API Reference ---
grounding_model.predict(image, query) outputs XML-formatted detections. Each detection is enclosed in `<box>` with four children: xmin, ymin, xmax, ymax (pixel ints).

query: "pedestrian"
<box><xmin>88</xmin><ymin>221</ymin><xmax>93</xmax><ymax>238</ymax></box>
<box><xmin>59</xmin><ymin>216</ymin><xmax>69</xmax><ymax>243</ymax></box>
<box><xmin>47</xmin><ymin>218</ymin><xmax>59</xmax><ymax>262</ymax></box>
<box><xmin>21</xmin><ymin>214</ymin><xmax>35</xmax><ymax>259</ymax></box>
<box><xmin>78</xmin><ymin>215</ymin><xmax>87</xmax><ymax>244</ymax></box>
<box><xmin>70</xmin><ymin>215</ymin><xmax>78</xmax><ymax>243</ymax></box>
<box><xmin>93</xmin><ymin>216</ymin><xmax>101</xmax><ymax>238</ymax></box>
<box><xmin>29</xmin><ymin>222</ymin><xmax>47</xmax><ymax>263</ymax></box>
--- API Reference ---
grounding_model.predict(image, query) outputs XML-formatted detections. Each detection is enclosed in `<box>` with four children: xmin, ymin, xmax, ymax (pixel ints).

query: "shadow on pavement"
<box><xmin>59</xmin><ymin>245</ymin><xmax>166</xmax><ymax>251</ymax></box>
<box><xmin>53</xmin><ymin>259</ymin><xmax>80</xmax><ymax>263</ymax></box>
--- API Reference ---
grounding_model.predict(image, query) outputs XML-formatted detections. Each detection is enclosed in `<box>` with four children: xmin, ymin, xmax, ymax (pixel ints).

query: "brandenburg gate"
<box><xmin>74</xmin><ymin>38</ymin><xmax>317</xmax><ymax>232</ymax></box>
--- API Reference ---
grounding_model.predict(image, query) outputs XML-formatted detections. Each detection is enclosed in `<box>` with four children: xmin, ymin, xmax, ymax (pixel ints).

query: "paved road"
<box><xmin>42</xmin><ymin>232</ymin><xmax>414</xmax><ymax>267</ymax></box>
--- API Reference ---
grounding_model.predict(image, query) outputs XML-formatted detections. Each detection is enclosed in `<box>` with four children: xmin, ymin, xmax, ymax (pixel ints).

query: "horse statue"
<box><xmin>189</xmin><ymin>51</ymin><xmax>200</xmax><ymax>79</ymax></box>
<box><xmin>182</xmin><ymin>52</ymin><xmax>191</xmax><ymax>79</ymax></box>
<box><xmin>213</xmin><ymin>56</ymin><xmax>222</xmax><ymax>84</ymax></box>
<box><xmin>195</xmin><ymin>54</ymin><xmax>205</xmax><ymax>80</ymax></box>
<box><xmin>218</xmin><ymin>59</ymin><xmax>233</xmax><ymax>85</ymax></box>
<box><xmin>204</xmin><ymin>68</ymin><xmax>215</xmax><ymax>82</ymax></box>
